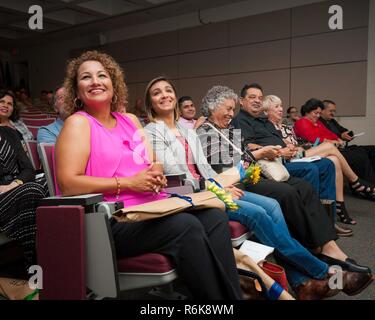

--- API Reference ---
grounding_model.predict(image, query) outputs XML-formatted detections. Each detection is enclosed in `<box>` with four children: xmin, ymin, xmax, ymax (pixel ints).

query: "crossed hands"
<box><xmin>279</xmin><ymin>144</ymin><xmax>298</xmax><ymax>160</ymax></box>
<box><xmin>130</xmin><ymin>162</ymin><xmax>167</xmax><ymax>194</ymax></box>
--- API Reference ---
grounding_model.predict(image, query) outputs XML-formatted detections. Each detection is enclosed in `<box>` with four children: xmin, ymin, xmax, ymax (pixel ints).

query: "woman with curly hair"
<box><xmin>55</xmin><ymin>50</ymin><xmax>242</xmax><ymax>299</ymax></box>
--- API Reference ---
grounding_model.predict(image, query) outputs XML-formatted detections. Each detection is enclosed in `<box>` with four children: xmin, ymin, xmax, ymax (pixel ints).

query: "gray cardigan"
<box><xmin>144</xmin><ymin>120</ymin><xmax>218</xmax><ymax>188</ymax></box>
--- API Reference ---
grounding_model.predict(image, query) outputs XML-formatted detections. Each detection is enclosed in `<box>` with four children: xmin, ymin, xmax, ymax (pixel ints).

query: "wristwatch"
<box><xmin>13</xmin><ymin>179</ymin><xmax>24</xmax><ymax>186</ymax></box>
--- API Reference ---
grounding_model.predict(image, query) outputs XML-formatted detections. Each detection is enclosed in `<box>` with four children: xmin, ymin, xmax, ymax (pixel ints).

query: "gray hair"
<box><xmin>201</xmin><ymin>85</ymin><xmax>238</xmax><ymax>117</ymax></box>
<box><xmin>263</xmin><ymin>95</ymin><xmax>282</xmax><ymax>111</ymax></box>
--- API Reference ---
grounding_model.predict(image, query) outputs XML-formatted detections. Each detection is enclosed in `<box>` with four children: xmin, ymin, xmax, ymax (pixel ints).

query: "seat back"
<box><xmin>20</xmin><ymin>114</ymin><xmax>49</xmax><ymax>119</ymax></box>
<box><xmin>26</xmin><ymin>125</ymin><xmax>39</xmax><ymax>140</ymax></box>
<box><xmin>22</xmin><ymin>118</ymin><xmax>55</xmax><ymax>126</ymax></box>
<box><xmin>38</xmin><ymin>143</ymin><xmax>60</xmax><ymax>196</ymax></box>
<box><xmin>20</xmin><ymin>110</ymin><xmax>43</xmax><ymax>115</ymax></box>
<box><xmin>24</xmin><ymin>140</ymin><xmax>41</xmax><ymax>170</ymax></box>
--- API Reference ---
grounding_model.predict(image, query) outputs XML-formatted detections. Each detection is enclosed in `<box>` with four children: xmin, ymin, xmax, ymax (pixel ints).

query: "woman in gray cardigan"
<box><xmin>143</xmin><ymin>76</ymin><xmax>373</xmax><ymax>299</ymax></box>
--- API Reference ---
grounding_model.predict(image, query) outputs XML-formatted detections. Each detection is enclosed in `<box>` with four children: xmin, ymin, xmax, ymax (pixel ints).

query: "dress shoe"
<box><xmin>342</xmin><ymin>271</ymin><xmax>373</xmax><ymax>296</ymax></box>
<box><xmin>318</xmin><ymin>254</ymin><xmax>371</xmax><ymax>273</ymax></box>
<box><xmin>335</xmin><ymin>223</ymin><xmax>353</xmax><ymax>237</ymax></box>
<box><xmin>294</xmin><ymin>277</ymin><xmax>340</xmax><ymax>300</ymax></box>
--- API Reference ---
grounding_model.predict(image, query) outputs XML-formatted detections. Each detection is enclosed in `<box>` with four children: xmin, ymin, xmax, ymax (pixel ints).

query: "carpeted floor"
<box><xmin>118</xmin><ymin>192</ymin><xmax>375</xmax><ymax>301</ymax></box>
<box><xmin>327</xmin><ymin>193</ymin><xmax>375</xmax><ymax>300</ymax></box>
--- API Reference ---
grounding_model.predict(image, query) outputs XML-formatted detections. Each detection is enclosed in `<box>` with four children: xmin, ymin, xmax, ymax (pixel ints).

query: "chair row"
<box><xmin>36</xmin><ymin>143</ymin><xmax>250</xmax><ymax>300</ymax></box>
<box><xmin>22</xmin><ymin>118</ymin><xmax>55</xmax><ymax>127</ymax></box>
<box><xmin>20</xmin><ymin>114</ymin><xmax>57</xmax><ymax>120</ymax></box>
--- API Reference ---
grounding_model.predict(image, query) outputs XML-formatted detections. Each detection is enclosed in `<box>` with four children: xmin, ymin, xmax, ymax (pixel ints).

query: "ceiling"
<box><xmin>0</xmin><ymin>0</ymin><xmax>242</xmax><ymax>48</ymax></box>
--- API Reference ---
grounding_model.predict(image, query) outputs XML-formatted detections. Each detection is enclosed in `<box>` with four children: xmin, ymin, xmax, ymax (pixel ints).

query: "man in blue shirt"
<box><xmin>37</xmin><ymin>86</ymin><xmax>68</xmax><ymax>144</ymax></box>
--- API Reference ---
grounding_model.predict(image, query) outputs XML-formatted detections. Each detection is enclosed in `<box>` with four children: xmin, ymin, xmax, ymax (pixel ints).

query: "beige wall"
<box><xmin>337</xmin><ymin>0</ymin><xmax>375</xmax><ymax>145</ymax></box>
<box><xmin>22</xmin><ymin>0</ymin><xmax>375</xmax><ymax>143</ymax></box>
<box><xmin>92</xmin><ymin>0</ymin><xmax>368</xmax><ymax>118</ymax></box>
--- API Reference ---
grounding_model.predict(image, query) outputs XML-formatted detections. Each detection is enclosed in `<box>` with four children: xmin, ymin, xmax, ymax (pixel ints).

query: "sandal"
<box><xmin>349</xmin><ymin>178</ymin><xmax>375</xmax><ymax>201</ymax></box>
<box><xmin>336</xmin><ymin>201</ymin><xmax>356</xmax><ymax>225</ymax></box>
<box><xmin>238</xmin><ymin>268</ymin><xmax>286</xmax><ymax>300</ymax></box>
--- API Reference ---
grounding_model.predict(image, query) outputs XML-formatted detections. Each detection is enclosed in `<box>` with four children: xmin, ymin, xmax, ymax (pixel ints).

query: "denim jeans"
<box><xmin>285</xmin><ymin>158</ymin><xmax>336</xmax><ymax>201</ymax></box>
<box><xmin>228</xmin><ymin>191</ymin><xmax>328</xmax><ymax>288</ymax></box>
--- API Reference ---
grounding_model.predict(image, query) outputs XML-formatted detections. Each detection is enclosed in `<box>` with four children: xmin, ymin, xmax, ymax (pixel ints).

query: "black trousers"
<box><xmin>247</xmin><ymin>177</ymin><xmax>337</xmax><ymax>249</ymax></box>
<box><xmin>362</xmin><ymin>145</ymin><xmax>375</xmax><ymax>172</ymax></box>
<box><xmin>341</xmin><ymin>145</ymin><xmax>375</xmax><ymax>184</ymax></box>
<box><xmin>110</xmin><ymin>208</ymin><xmax>242</xmax><ymax>300</ymax></box>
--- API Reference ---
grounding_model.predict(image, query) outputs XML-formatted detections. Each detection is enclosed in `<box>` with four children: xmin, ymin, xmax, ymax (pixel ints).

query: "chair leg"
<box><xmin>149</xmin><ymin>283</ymin><xmax>187</xmax><ymax>300</ymax></box>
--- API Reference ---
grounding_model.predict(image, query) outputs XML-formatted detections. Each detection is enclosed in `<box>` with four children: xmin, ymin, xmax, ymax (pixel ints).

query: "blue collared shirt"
<box><xmin>37</xmin><ymin>118</ymin><xmax>64</xmax><ymax>144</ymax></box>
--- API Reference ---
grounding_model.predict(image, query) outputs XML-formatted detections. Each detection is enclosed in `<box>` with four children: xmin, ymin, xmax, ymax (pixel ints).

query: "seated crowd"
<box><xmin>0</xmin><ymin>50</ymin><xmax>374</xmax><ymax>300</ymax></box>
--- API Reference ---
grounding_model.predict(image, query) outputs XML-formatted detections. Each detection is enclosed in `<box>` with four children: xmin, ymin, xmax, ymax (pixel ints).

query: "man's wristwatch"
<box><xmin>13</xmin><ymin>179</ymin><xmax>24</xmax><ymax>186</ymax></box>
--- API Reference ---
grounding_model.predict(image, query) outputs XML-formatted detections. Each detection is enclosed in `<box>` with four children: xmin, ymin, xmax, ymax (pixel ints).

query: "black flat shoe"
<box><xmin>318</xmin><ymin>254</ymin><xmax>371</xmax><ymax>274</ymax></box>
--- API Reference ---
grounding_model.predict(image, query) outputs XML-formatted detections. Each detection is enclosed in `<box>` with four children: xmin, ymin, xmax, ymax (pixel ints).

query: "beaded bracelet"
<box><xmin>114</xmin><ymin>176</ymin><xmax>121</xmax><ymax>200</ymax></box>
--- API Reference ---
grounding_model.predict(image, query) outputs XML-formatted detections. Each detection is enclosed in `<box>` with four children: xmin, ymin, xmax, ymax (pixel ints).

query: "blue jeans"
<box><xmin>228</xmin><ymin>191</ymin><xmax>328</xmax><ymax>288</ymax></box>
<box><xmin>285</xmin><ymin>158</ymin><xmax>336</xmax><ymax>201</ymax></box>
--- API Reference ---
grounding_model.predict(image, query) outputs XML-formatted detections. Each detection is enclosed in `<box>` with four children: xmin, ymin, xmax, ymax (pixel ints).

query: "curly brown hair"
<box><xmin>63</xmin><ymin>50</ymin><xmax>128</xmax><ymax>115</ymax></box>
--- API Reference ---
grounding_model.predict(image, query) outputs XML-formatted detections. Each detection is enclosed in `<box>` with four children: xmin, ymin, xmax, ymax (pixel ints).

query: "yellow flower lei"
<box><xmin>207</xmin><ymin>183</ymin><xmax>239</xmax><ymax>211</ymax></box>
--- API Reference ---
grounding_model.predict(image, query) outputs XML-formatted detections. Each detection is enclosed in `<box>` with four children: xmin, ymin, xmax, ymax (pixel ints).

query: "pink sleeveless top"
<box><xmin>77</xmin><ymin>111</ymin><xmax>167</xmax><ymax>207</ymax></box>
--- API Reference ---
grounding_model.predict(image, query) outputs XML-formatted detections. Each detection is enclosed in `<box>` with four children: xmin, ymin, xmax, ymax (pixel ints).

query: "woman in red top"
<box><xmin>294</xmin><ymin>99</ymin><xmax>375</xmax><ymax>203</ymax></box>
<box><xmin>294</xmin><ymin>104</ymin><xmax>339</xmax><ymax>144</ymax></box>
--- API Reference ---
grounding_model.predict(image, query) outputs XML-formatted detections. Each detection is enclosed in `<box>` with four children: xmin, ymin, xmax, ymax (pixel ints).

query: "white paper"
<box><xmin>352</xmin><ymin>132</ymin><xmax>365</xmax><ymax>138</ymax></box>
<box><xmin>290</xmin><ymin>156</ymin><xmax>322</xmax><ymax>163</ymax></box>
<box><xmin>239</xmin><ymin>240</ymin><xmax>274</xmax><ymax>264</ymax></box>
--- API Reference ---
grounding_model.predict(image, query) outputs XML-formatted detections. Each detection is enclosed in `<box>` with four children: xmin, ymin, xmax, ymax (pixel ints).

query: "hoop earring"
<box><xmin>112</xmin><ymin>94</ymin><xmax>118</xmax><ymax>104</ymax></box>
<box><xmin>74</xmin><ymin>98</ymin><xmax>83</xmax><ymax>109</ymax></box>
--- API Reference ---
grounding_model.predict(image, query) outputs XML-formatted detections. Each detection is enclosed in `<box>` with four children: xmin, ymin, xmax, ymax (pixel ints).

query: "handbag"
<box><xmin>257</xmin><ymin>158</ymin><xmax>290</xmax><ymax>182</ymax></box>
<box><xmin>258</xmin><ymin>260</ymin><xmax>289</xmax><ymax>292</ymax></box>
<box><xmin>113</xmin><ymin>191</ymin><xmax>225</xmax><ymax>222</ymax></box>
<box><xmin>233</xmin><ymin>249</ymin><xmax>294</xmax><ymax>300</ymax></box>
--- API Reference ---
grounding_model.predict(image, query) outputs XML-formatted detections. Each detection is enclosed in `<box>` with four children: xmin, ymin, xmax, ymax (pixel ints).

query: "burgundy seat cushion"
<box><xmin>229</xmin><ymin>221</ymin><xmax>248</xmax><ymax>239</ymax></box>
<box><xmin>117</xmin><ymin>253</ymin><xmax>175</xmax><ymax>273</ymax></box>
